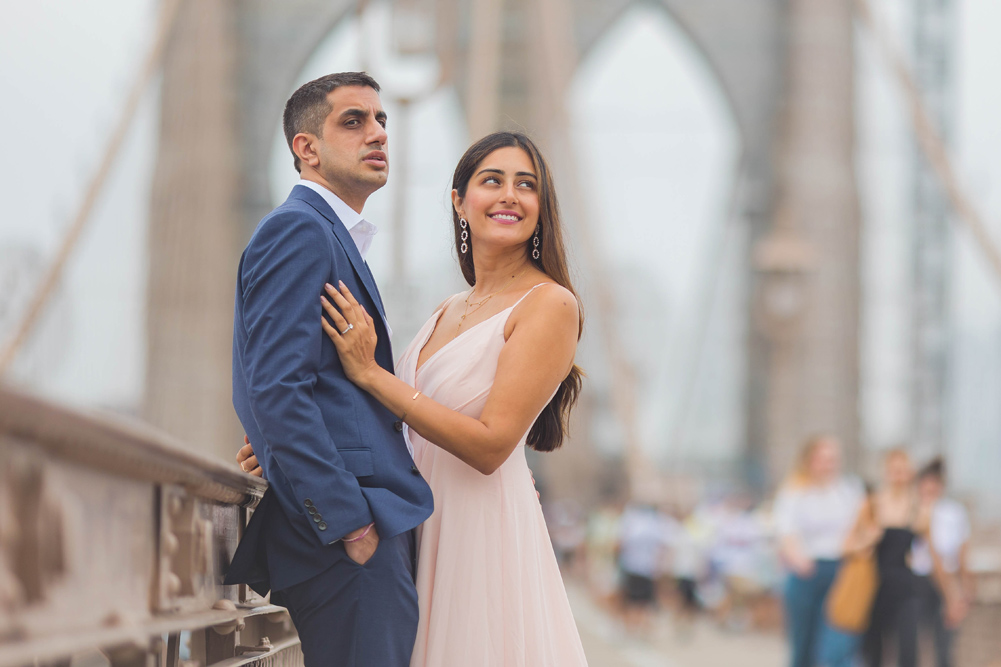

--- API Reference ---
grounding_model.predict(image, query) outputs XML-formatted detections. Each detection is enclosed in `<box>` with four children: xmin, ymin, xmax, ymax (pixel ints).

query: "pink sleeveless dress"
<box><xmin>396</xmin><ymin>285</ymin><xmax>588</xmax><ymax>667</ymax></box>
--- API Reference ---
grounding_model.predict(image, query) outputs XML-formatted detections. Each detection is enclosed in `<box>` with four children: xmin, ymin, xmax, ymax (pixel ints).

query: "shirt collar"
<box><xmin>297</xmin><ymin>179</ymin><xmax>367</xmax><ymax>232</ymax></box>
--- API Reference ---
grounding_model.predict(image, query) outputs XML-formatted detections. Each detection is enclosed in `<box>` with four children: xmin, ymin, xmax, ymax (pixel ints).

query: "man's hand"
<box><xmin>344</xmin><ymin>524</ymin><xmax>380</xmax><ymax>566</ymax></box>
<box><xmin>237</xmin><ymin>435</ymin><xmax>264</xmax><ymax>477</ymax></box>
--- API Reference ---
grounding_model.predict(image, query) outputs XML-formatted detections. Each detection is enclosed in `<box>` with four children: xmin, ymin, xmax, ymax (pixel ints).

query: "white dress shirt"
<box><xmin>296</xmin><ymin>179</ymin><xmax>391</xmax><ymax>338</ymax></box>
<box><xmin>297</xmin><ymin>179</ymin><xmax>378</xmax><ymax>260</ymax></box>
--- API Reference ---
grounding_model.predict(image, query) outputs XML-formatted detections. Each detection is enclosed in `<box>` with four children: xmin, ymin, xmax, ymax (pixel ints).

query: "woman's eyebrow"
<box><xmin>474</xmin><ymin>168</ymin><xmax>537</xmax><ymax>178</ymax></box>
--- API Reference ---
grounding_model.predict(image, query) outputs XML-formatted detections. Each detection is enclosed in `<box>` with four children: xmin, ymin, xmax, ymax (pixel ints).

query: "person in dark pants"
<box><xmin>911</xmin><ymin>458</ymin><xmax>973</xmax><ymax>667</ymax></box>
<box><xmin>774</xmin><ymin>435</ymin><xmax>864</xmax><ymax>667</ymax></box>
<box><xmin>617</xmin><ymin>503</ymin><xmax>672</xmax><ymax>636</ymax></box>
<box><xmin>861</xmin><ymin>449</ymin><xmax>930</xmax><ymax>667</ymax></box>
<box><xmin>226</xmin><ymin>72</ymin><xmax>434</xmax><ymax>667</ymax></box>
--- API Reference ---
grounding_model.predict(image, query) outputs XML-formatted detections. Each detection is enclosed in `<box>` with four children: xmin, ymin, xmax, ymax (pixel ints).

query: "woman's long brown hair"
<box><xmin>450</xmin><ymin>132</ymin><xmax>584</xmax><ymax>452</ymax></box>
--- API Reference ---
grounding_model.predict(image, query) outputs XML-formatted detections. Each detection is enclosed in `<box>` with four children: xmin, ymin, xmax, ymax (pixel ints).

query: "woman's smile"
<box><xmin>488</xmin><ymin>209</ymin><xmax>523</xmax><ymax>224</ymax></box>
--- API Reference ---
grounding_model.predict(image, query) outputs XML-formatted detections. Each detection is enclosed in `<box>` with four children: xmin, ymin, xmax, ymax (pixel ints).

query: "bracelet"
<box><xmin>343</xmin><ymin>522</ymin><xmax>374</xmax><ymax>543</ymax></box>
<box><xmin>400</xmin><ymin>391</ymin><xmax>422</xmax><ymax>422</ymax></box>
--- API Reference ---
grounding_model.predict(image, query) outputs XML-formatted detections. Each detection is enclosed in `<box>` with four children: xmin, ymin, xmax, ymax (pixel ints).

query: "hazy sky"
<box><xmin>2</xmin><ymin>1</ymin><xmax>1001</xmax><ymax>495</ymax></box>
<box><xmin>0</xmin><ymin>0</ymin><xmax>157</xmax><ymax>408</ymax></box>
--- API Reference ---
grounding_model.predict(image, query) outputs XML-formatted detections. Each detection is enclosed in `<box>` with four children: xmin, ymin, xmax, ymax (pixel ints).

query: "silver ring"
<box><xmin>340</xmin><ymin>323</ymin><xmax>354</xmax><ymax>335</ymax></box>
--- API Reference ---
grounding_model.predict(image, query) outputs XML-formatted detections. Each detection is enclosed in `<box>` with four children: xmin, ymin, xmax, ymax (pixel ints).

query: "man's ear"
<box><xmin>293</xmin><ymin>133</ymin><xmax>320</xmax><ymax>170</ymax></box>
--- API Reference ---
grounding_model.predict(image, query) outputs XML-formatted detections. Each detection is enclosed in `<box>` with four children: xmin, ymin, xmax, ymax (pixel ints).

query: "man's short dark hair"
<box><xmin>283</xmin><ymin>72</ymin><xmax>381</xmax><ymax>173</ymax></box>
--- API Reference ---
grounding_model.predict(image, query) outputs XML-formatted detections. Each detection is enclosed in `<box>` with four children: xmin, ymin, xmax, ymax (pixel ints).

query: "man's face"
<box><xmin>311</xmin><ymin>85</ymin><xmax>389</xmax><ymax>201</ymax></box>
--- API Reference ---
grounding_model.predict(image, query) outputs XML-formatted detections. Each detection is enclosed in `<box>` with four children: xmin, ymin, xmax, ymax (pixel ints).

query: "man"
<box><xmin>616</xmin><ymin>501</ymin><xmax>675</xmax><ymax>636</ymax></box>
<box><xmin>225</xmin><ymin>72</ymin><xmax>434</xmax><ymax>666</ymax></box>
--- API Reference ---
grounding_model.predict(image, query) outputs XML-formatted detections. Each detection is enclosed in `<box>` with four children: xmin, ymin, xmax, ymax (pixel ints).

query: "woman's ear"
<box><xmin>451</xmin><ymin>189</ymin><xmax>463</xmax><ymax>217</ymax></box>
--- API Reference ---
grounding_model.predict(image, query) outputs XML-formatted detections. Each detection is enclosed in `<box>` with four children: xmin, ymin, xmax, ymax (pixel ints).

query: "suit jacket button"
<box><xmin>318</xmin><ymin>522</ymin><xmax>327</xmax><ymax>531</ymax></box>
<box><xmin>313</xmin><ymin>515</ymin><xmax>322</xmax><ymax>523</ymax></box>
<box><xmin>411</xmin><ymin>465</ymin><xmax>420</xmax><ymax>475</ymax></box>
<box><xmin>304</xmin><ymin>499</ymin><xmax>314</xmax><ymax>507</ymax></box>
<box><xmin>393</xmin><ymin>421</ymin><xmax>404</xmax><ymax>432</ymax></box>
<box><xmin>308</xmin><ymin>506</ymin><xmax>317</xmax><ymax>515</ymax></box>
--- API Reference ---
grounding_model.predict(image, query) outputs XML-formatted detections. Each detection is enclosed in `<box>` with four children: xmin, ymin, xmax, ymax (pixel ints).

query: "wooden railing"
<box><xmin>0</xmin><ymin>387</ymin><xmax>301</xmax><ymax>667</ymax></box>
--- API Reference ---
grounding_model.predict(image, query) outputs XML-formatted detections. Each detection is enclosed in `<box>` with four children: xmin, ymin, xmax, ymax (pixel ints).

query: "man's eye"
<box><xmin>346</xmin><ymin>119</ymin><xmax>359</xmax><ymax>127</ymax></box>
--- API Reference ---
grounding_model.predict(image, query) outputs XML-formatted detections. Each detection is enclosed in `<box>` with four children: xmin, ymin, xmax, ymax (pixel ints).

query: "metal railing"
<box><xmin>0</xmin><ymin>387</ymin><xmax>301</xmax><ymax>667</ymax></box>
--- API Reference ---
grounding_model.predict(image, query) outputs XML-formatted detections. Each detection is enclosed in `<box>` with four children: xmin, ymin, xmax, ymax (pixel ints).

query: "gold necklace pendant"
<box><xmin>454</xmin><ymin>266</ymin><xmax>529</xmax><ymax>338</ymax></box>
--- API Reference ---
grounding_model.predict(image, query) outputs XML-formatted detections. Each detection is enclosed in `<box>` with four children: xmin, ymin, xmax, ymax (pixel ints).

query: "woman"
<box><xmin>241</xmin><ymin>132</ymin><xmax>588</xmax><ymax>665</ymax></box>
<box><xmin>911</xmin><ymin>458</ymin><xmax>973</xmax><ymax>667</ymax></box>
<box><xmin>774</xmin><ymin>435</ymin><xmax>864</xmax><ymax>667</ymax></box>
<box><xmin>859</xmin><ymin>449</ymin><xmax>931</xmax><ymax>667</ymax></box>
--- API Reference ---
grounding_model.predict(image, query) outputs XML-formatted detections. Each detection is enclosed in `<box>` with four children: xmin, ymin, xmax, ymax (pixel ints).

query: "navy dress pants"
<box><xmin>275</xmin><ymin>530</ymin><xmax>418</xmax><ymax>667</ymax></box>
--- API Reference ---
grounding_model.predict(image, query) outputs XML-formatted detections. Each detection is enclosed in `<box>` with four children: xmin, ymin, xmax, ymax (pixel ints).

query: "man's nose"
<box><xmin>368</xmin><ymin>119</ymin><xmax>388</xmax><ymax>145</ymax></box>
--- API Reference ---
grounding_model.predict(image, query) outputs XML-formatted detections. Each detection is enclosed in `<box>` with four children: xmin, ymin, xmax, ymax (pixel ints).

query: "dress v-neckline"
<box><xmin>413</xmin><ymin>283</ymin><xmax>551</xmax><ymax>377</ymax></box>
<box><xmin>415</xmin><ymin>303</ymin><xmax>513</xmax><ymax>377</ymax></box>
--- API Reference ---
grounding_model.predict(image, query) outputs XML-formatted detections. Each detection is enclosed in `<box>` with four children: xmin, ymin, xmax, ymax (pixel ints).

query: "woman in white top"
<box><xmin>774</xmin><ymin>435</ymin><xmax>864</xmax><ymax>667</ymax></box>
<box><xmin>912</xmin><ymin>458</ymin><xmax>973</xmax><ymax>667</ymax></box>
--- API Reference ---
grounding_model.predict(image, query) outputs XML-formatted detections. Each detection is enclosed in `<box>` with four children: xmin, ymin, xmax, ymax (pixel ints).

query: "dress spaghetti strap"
<box><xmin>510</xmin><ymin>282</ymin><xmax>552</xmax><ymax>311</ymax></box>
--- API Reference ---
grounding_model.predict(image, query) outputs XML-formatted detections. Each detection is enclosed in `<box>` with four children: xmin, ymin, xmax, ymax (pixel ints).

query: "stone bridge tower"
<box><xmin>145</xmin><ymin>0</ymin><xmax>861</xmax><ymax>486</ymax></box>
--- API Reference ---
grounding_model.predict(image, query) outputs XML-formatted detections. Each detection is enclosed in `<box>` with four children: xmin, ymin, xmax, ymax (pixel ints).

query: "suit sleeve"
<box><xmin>241</xmin><ymin>212</ymin><xmax>372</xmax><ymax>544</ymax></box>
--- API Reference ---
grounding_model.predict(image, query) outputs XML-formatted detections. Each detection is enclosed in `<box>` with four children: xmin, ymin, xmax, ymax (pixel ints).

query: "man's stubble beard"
<box><xmin>322</xmin><ymin>158</ymin><xmax>388</xmax><ymax>200</ymax></box>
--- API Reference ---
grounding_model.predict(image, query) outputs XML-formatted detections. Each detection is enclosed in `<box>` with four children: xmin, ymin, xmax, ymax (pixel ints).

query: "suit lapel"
<box><xmin>291</xmin><ymin>186</ymin><xmax>390</xmax><ymax>328</ymax></box>
<box><xmin>364</xmin><ymin>261</ymin><xmax>388</xmax><ymax>319</ymax></box>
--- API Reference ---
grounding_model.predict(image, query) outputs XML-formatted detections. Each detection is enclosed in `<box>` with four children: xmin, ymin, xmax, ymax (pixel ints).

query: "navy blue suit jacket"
<box><xmin>225</xmin><ymin>185</ymin><xmax>434</xmax><ymax>595</ymax></box>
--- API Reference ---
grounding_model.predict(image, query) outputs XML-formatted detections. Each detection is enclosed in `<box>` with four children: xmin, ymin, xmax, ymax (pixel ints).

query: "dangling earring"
<box><xmin>532</xmin><ymin>224</ymin><xmax>541</xmax><ymax>260</ymax></box>
<box><xmin>459</xmin><ymin>217</ymin><xmax>469</xmax><ymax>254</ymax></box>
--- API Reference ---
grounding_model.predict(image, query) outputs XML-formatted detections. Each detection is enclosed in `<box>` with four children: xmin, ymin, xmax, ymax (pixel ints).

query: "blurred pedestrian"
<box><xmin>911</xmin><ymin>458</ymin><xmax>974</xmax><ymax>667</ymax></box>
<box><xmin>549</xmin><ymin>499</ymin><xmax>587</xmax><ymax>576</ymax></box>
<box><xmin>861</xmin><ymin>449</ymin><xmax>931</xmax><ymax>667</ymax></box>
<box><xmin>617</xmin><ymin>502</ymin><xmax>674</xmax><ymax>636</ymax></box>
<box><xmin>774</xmin><ymin>435</ymin><xmax>865</xmax><ymax>667</ymax></box>
<box><xmin>587</xmin><ymin>499</ymin><xmax>625</xmax><ymax>605</ymax></box>
<box><xmin>712</xmin><ymin>495</ymin><xmax>769</xmax><ymax>631</ymax></box>
<box><xmin>671</xmin><ymin>512</ymin><xmax>707</xmax><ymax>637</ymax></box>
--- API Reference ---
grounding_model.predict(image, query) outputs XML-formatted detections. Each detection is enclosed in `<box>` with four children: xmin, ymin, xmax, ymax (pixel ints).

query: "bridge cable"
<box><xmin>855</xmin><ymin>0</ymin><xmax>1001</xmax><ymax>289</ymax></box>
<box><xmin>0</xmin><ymin>0</ymin><xmax>184</xmax><ymax>375</ymax></box>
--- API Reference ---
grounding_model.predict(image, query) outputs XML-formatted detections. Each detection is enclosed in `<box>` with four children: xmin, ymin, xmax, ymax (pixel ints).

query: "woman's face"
<box><xmin>884</xmin><ymin>453</ymin><xmax>914</xmax><ymax>487</ymax></box>
<box><xmin>809</xmin><ymin>439</ymin><xmax>842</xmax><ymax>481</ymax></box>
<box><xmin>918</xmin><ymin>475</ymin><xmax>943</xmax><ymax>503</ymax></box>
<box><xmin>455</xmin><ymin>146</ymin><xmax>540</xmax><ymax>255</ymax></box>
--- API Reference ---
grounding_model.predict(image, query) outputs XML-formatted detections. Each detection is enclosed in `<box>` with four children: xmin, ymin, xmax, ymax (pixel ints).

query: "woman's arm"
<box><xmin>322</xmin><ymin>282</ymin><xmax>579</xmax><ymax>475</ymax></box>
<box><xmin>779</xmin><ymin>535</ymin><xmax>815</xmax><ymax>577</ymax></box>
<box><xmin>841</xmin><ymin>497</ymin><xmax>882</xmax><ymax>556</ymax></box>
<box><xmin>959</xmin><ymin>541</ymin><xmax>976</xmax><ymax>599</ymax></box>
<box><xmin>929</xmin><ymin>540</ymin><xmax>970</xmax><ymax>628</ymax></box>
<box><xmin>773</xmin><ymin>487</ymin><xmax>815</xmax><ymax>576</ymax></box>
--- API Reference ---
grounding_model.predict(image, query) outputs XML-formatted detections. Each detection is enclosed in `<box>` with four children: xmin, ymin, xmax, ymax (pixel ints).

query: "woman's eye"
<box><xmin>518</xmin><ymin>180</ymin><xmax>536</xmax><ymax>189</ymax></box>
<box><xmin>484</xmin><ymin>176</ymin><xmax>500</xmax><ymax>185</ymax></box>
